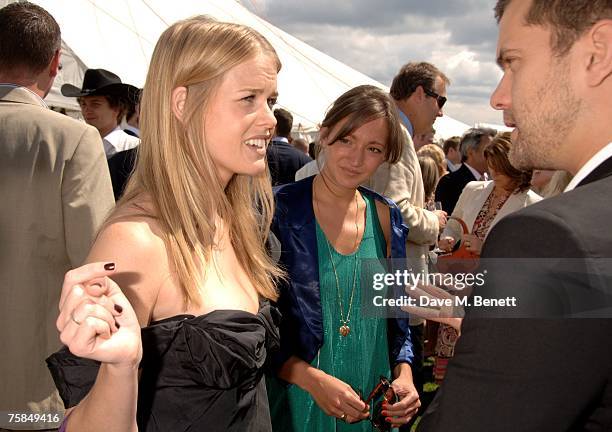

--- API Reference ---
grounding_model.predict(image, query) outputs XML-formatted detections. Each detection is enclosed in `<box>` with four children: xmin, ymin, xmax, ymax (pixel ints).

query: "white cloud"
<box><xmin>245</xmin><ymin>0</ymin><xmax>505</xmax><ymax>126</ymax></box>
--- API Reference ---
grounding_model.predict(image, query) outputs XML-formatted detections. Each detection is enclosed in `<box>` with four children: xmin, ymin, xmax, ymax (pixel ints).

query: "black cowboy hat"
<box><xmin>61</xmin><ymin>68</ymin><xmax>139</xmax><ymax>103</ymax></box>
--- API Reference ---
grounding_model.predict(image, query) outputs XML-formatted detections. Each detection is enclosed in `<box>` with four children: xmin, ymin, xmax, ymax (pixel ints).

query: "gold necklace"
<box><xmin>313</xmin><ymin>177</ymin><xmax>361</xmax><ymax>337</ymax></box>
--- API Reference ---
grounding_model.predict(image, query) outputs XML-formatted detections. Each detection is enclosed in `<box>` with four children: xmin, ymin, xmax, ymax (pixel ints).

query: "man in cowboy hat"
<box><xmin>63</xmin><ymin>69</ymin><xmax>140</xmax><ymax>199</ymax></box>
<box><xmin>62</xmin><ymin>68</ymin><xmax>140</xmax><ymax>159</ymax></box>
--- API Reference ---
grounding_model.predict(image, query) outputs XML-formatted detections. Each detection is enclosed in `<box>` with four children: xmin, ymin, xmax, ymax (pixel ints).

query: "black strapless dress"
<box><xmin>47</xmin><ymin>303</ymin><xmax>280</xmax><ymax>432</ymax></box>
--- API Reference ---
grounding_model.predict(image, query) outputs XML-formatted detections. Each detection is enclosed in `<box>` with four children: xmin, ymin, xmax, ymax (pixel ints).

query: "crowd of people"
<box><xmin>1</xmin><ymin>1</ymin><xmax>611</xmax><ymax>432</ymax></box>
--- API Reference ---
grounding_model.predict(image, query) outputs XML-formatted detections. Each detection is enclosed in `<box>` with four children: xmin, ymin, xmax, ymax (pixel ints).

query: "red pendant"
<box><xmin>339</xmin><ymin>325</ymin><xmax>350</xmax><ymax>337</ymax></box>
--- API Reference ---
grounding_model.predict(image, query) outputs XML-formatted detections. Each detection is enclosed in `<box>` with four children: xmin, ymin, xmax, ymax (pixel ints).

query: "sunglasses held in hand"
<box><xmin>364</xmin><ymin>376</ymin><xmax>398</xmax><ymax>431</ymax></box>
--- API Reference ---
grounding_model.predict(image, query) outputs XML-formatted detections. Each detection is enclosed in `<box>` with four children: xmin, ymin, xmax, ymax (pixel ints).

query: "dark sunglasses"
<box><xmin>423</xmin><ymin>87</ymin><xmax>447</xmax><ymax>109</ymax></box>
<box><xmin>364</xmin><ymin>376</ymin><xmax>398</xmax><ymax>431</ymax></box>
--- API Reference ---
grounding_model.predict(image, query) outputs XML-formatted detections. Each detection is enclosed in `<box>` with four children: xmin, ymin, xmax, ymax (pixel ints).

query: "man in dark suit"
<box><xmin>266</xmin><ymin>108</ymin><xmax>311</xmax><ymax>185</ymax></box>
<box><xmin>110</xmin><ymin>88</ymin><xmax>141</xmax><ymax>200</ymax></box>
<box><xmin>434</xmin><ymin>127</ymin><xmax>494</xmax><ymax>214</ymax></box>
<box><xmin>418</xmin><ymin>0</ymin><xmax>612</xmax><ymax>430</ymax></box>
<box><xmin>123</xmin><ymin>89</ymin><xmax>141</xmax><ymax>138</ymax></box>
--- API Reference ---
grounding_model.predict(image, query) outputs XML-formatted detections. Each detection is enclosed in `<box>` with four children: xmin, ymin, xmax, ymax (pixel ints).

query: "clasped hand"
<box><xmin>57</xmin><ymin>262</ymin><xmax>142</xmax><ymax>368</ymax></box>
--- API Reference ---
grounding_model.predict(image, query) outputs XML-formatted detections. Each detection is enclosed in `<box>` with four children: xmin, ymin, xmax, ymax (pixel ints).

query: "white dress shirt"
<box><xmin>103</xmin><ymin>126</ymin><xmax>140</xmax><ymax>158</ymax></box>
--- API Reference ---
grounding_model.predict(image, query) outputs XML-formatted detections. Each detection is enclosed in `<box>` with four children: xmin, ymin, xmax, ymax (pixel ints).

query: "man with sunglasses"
<box><xmin>367</xmin><ymin>61</ymin><xmax>450</xmax><ymax>429</ymax></box>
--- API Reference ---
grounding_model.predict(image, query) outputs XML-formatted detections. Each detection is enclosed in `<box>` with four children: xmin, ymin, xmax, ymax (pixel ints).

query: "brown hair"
<box><xmin>390</xmin><ymin>62</ymin><xmax>450</xmax><ymax>101</ymax></box>
<box><xmin>273</xmin><ymin>108</ymin><xmax>293</xmax><ymax>137</ymax></box>
<box><xmin>320</xmin><ymin>85</ymin><xmax>404</xmax><ymax>164</ymax></box>
<box><xmin>418</xmin><ymin>156</ymin><xmax>440</xmax><ymax>201</ymax></box>
<box><xmin>443</xmin><ymin>136</ymin><xmax>460</xmax><ymax>155</ymax></box>
<box><xmin>115</xmin><ymin>16</ymin><xmax>283</xmax><ymax>306</ymax></box>
<box><xmin>417</xmin><ymin>144</ymin><xmax>447</xmax><ymax>177</ymax></box>
<box><xmin>494</xmin><ymin>0</ymin><xmax>612</xmax><ymax>56</ymax></box>
<box><xmin>485</xmin><ymin>135</ymin><xmax>532</xmax><ymax>192</ymax></box>
<box><xmin>0</xmin><ymin>2</ymin><xmax>60</xmax><ymax>74</ymax></box>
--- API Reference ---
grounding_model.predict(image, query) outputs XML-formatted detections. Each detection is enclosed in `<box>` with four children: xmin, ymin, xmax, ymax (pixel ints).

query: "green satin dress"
<box><xmin>268</xmin><ymin>193</ymin><xmax>396</xmax><ymax>432</ymax></box>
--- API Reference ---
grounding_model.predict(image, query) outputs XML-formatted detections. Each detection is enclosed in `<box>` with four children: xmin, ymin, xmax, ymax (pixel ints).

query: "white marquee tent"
<box><xmin>2</xmin><ymin>0</ymin><xmax>470</xmax><ymax>139</ymax></box>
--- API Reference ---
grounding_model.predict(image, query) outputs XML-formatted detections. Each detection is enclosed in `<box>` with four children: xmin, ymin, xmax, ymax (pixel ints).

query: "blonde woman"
<box><xmin>47</xmin><ymin>17</ymin><xmax>283</xmax><ymax>432</ymax></box>
<box><xmin>531</xmin><ymin>169</ymin><xmax>573</xmax><ymax>198</ymax></box>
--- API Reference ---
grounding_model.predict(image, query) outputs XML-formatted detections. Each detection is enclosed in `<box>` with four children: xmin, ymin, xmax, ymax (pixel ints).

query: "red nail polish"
<box><xmin>386</xmin><ymin>417</ymin><xmax>392</xmax><ymax>423</ymax></box>
<box><xmin>104</xmin><ymin>262</ymin><xmax>115</xmax><ymax>271</ymax></box>
<box><xmin>114</xmin><ymin>304</ymin><xmax>123</xmax><ymax>313</ymax></box>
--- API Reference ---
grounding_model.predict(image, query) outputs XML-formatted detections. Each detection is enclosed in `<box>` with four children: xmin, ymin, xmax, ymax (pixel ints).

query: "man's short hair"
<box><xmin>273</xmin><ymin>108</ymin><xmax>293</xmax><ymax>138</ymax></box>
<box><xmin>390</xmin><ymin>62</ymin><xmax>450</xmax><ymax>101</ymax></box>
<box><xmin>459</xmin><ymin>127</ymin><xmax>497</xmax><ymax>160</ymax></box>
<box><xmin>494</xmin><ymin>0</ymin><xmax>612</xmax><ymax>56</ymax></box>
<box><xmin>0</xmin><ymin>2</ymin><xmax>61</xmax><ymax>74</ymax></box>
<box><xmin>443</xmin><ymin>136</ymin><xmax>461</xmax><ymax>156</ymax></box>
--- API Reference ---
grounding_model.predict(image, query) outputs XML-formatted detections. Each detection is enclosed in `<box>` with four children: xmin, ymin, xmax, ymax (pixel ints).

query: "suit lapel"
<box><xmin>460</xmin><ymin>164</ymin><xmax>477</xmax><ymax>182</ymax></box>
<box><xmin>577</xmin><ymin>156</ymin><xmax>612</xmax><ymax>188</ymax></box>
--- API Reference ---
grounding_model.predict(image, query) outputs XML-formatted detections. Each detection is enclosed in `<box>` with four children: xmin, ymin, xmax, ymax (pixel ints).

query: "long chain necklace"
<box><xmin>314</xmin><ymin>177</ymin><xmax>361</xmax><ymax>337</ymax></box>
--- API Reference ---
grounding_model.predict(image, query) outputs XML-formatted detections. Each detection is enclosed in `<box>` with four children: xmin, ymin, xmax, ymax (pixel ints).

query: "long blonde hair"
<box><xmin>117</xmin><ymin>16</ymin><xmax>282</xmax><ymax>305</ymax></box>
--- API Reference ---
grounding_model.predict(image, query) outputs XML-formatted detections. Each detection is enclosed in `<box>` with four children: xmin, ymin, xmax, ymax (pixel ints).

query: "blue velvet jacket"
<box><xmin>270</xmin><ymin>176</ymin><xmax>414</xmax><ymax>372</ymax></box>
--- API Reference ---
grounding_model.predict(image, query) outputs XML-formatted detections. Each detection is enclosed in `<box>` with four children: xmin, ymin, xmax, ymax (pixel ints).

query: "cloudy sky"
<box><xmin>243</xmin><ymin>0</ymin><xmax>505</xmax><ymax>127</ymax></box>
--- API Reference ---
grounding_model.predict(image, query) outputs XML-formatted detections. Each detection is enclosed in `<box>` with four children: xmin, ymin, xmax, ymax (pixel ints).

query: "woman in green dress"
<box><xmin>269</xmin><ymin>85</ymin><xmax>420</xmax><ymax>431</ymax></box>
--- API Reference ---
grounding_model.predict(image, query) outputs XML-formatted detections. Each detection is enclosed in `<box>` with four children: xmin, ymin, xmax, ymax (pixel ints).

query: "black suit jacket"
<box><xmin>418</xmin><ymin>157</ymin><xmax>612</xmax><ymax>431</ymax></box>
<box><xmin>435</xmin><ymin>163</ymin><xmax>478</xmax><ymax>214</ymax></box>
<box><xmin>266</xmin><ymin>139</ymin><xmax>311</xmax><ymax>186</ymax></box>
<box><xmin>107</xmin><ymin>147</ymin><xmax>137</xmax><ymax>201</ymax></box>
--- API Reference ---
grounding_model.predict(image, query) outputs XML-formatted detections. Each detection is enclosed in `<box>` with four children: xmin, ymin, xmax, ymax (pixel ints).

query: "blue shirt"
<box><xmin>398</xmin><ymin>109</ymin><xmax>414</xmax><ymax>138</ymax></box>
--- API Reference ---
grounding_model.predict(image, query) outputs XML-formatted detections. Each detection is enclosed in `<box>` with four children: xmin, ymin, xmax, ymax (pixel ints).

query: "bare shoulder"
<box><xmin>92</xmin><ymin>200</ymin><xmax>166</xmax><ymax>260</ymax></box>
<box><xmin>86</xmin><ymin>199</ymin><xmax>169</xmax><ymax>324</ymax></box>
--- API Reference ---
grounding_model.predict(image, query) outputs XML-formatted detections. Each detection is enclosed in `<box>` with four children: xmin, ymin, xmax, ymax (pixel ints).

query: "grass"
<box><xmin>409</xmin><ymin>356</ymin><xmax>439</xmax><ymax>431</ymax></box>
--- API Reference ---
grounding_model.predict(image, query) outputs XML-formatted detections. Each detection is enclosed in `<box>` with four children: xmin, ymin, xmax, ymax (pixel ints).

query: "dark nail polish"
<box><xmin>104</xmin><ymin>262</ymin><xmax>115</xmax><ymax>271</ymax></box>
<box><xmin>115</xmin><ymin>321</ymin><xmax>120</xmax><ymax>329</ymax></box>
<box><xmin>114</xmin><ymin>304</ymin><xmax>123</xmax><ymax>313</ymax></box>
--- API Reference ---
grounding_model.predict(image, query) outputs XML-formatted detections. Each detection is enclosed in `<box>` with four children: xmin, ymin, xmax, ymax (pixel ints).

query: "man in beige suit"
<box><xmin>367</xmin><ymin>62</ymin><xmax>449</xmax><ymax>427</ymax></box>
<box><xmin>0</xmin><ymin>3</ymin><xmax>114</xmax><ymax>430</ymax></box>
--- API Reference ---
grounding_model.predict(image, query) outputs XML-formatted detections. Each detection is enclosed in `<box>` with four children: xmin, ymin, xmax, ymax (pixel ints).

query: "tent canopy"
<box><xmin>2</xmin><ymin>0</ymin><xmax>470</xmax><ymax>138</ymax></box>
